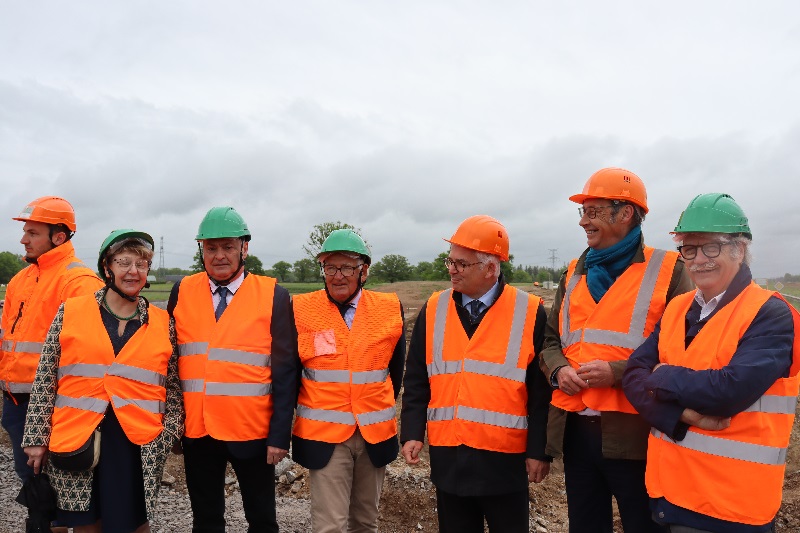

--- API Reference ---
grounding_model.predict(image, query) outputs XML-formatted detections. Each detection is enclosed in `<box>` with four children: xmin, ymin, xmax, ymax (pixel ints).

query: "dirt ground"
<box><xmin>3</xmin><ymin>280</ymin><xmax>799</xmax><ymax>531</ymax></box>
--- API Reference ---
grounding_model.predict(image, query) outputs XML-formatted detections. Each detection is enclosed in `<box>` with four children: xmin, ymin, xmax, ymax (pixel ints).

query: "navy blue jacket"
<box><xmin>623</xmin><ymin>264</ymin><xmax>795</xmax><ymax>532</ymax></box>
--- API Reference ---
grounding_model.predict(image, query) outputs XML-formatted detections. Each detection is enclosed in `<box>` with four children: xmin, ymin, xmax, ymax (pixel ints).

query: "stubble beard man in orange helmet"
<box><xmin>539</xmin><ymin>168</ymin><xmax>693</xmax><ymax>532</ymax></box>
<box><xmin>1</xmin><ymin>196</ymin><xmax>103</xmax><ymax>484</ymax></box>
<box><xmin>400</xmin><ymin>215</ymin><xmax>553</xmax><ymax>533</ymax></box>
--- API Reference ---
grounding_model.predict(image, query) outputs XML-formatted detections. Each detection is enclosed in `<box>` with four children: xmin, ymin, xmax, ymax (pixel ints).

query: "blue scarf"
<box><xmin>584</xmin><ymin>225</ymin><xmax>641</xmax><ymax>303</ymax></box>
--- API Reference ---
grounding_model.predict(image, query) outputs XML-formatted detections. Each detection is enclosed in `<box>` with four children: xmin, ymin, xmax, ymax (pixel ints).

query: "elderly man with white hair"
<box><xmin>623</xmin><ymin>193</ymin><xmax>800</xmax><ymax>533</ymax></box>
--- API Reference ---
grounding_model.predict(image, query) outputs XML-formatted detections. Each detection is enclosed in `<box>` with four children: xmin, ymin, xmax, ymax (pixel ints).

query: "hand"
<box><xmin>402</xmin><ymin>440</ymin><xmax>423</xmax><ymax>465</ymax></box>
<box><xmin>171</xmin><ymin>439</ymin><xmax>184</xmax><ymax>455</ymax></box>
<box><xmin>24</xmin><ymin>446</ymin><xmax>48</xmax><ymax>475</ymax></box>
<box><xmin>267</xmin><ymin>446</ymin><xmax>288</xmax><ymax>465</ymax></box>
<box><xmin>556</xmin><ymin>366</ymin><xmax>589</xmax><ymax>395</ymax></box>
<box><xmin>577</xmin><ymin>360</ymin><xmax>614</xmax><ymax>389</ymax></box>
<box><xmin>526</xmin><ymin>458</ymin><xmax>550</xmax><ymax>484</ymax></box>
<box><xmin>680</xmin><ymin>408</ymin><xmax>731</xmax><ymax>432</ymax></box>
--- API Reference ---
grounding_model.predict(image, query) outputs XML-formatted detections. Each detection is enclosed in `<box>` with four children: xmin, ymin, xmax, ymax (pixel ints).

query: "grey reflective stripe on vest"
<box><xmin>3</xmin><ymin>382</ymin><xmax>32</xmax><ymax>393</ymax></box>
<box><xmin>205</xmin><ymin>382</ymin><xmax>272</xmax><ymax>397</ymax></box>
<box><xmin>55</xmin><ymin>394</ymin><xmax>109</xmax><ymax>414</ymax></box>
<box><xmin>651</xmin><ymin>428</ymin><xmax>787</xmax><ymax>465</ymax></box>
<box><xmin>13</xmin><ymin>341</ymin><xmax>45</xmax><ymax>354</ymax></box>
<box><xmin>743</xmin><ymin>395</ymin><xmax>798</xmax><ymax>415</ymax></box>
<box><xmin>561</xmin><ymin>249</ymin><xmax>667</xmax><ymax>350</ymax></box>
<box><xmin>107</xmin><ymin>363</ymin><xmax>166</xmax><ymax>387</ymax></box>
<box><xmin>302</xmin><ymin>368</ymin><xmax>390</xmax><ymax>384</ymax></box>
<box><xmin>352</xmin><ymin>369</ymin><xmax>390</xmax><ymax>384</ymax></box>
<box><xmin>58</xmin><ymin>363</ymin><xmax>109</xmax><ymax>381</ymax></box>
<box><xmin>0</xmin><ymin>340</ymin><xmax>10</xmax><ymax>352</ymax></box>
<box><xmin>427</xmin><ymin>289</ymin><xmax>454</xmax><ymax>377</ymax></box>
<box><xmin>66</xmin><ymin>261</ymin><xmax>88</xmax><ymax>270</ymax></box>
<box><xmin>356</xmin><ymin>406</ymin><xmax>396</xmax><ymax>426</ymax></box>
<box><xmin>428</xmin><ymin>288</ymin><xmax>529</xmax><ymax>382</ymax></box>
<box><xmin>303</xmin><ymin>369</ymin><xmax>350</xmax><ymax>383</ymax></box>
<box><xmin>208</xmin><ymin>348</ymin><xmax>271</xmax><ymax>368</ymax></box>
<box><xmin>457</xmin><ymin>405</ymin><xmax>528</xmax><ymax>429</ymax></box>
<box><xmin>427</xmin><ymin>404</ymin><xmax>527</xmax><ymax>429</ymax></box>
<box><xmin>427</xmin><ymin>406</ymin><xmax>455</xmax><ymax>421</ymax></box>
<box><xmin>181</xmin><ymin>379</ymin><xmax>204</xmax><ymax>393</ymax></box>
<box><xmin>111</xmin><ymin>395</ymin><xmax>165</xmax><ymax>414</ymax></box>
<box><xmin>296</xmin><ymin>404</ymin><xmax>356</xmax><ymax>425</ymax></box>
<box><xmin>178</xmin><ymin>342</ymin><xmax>209</xmax><ymax>357</ymax></box>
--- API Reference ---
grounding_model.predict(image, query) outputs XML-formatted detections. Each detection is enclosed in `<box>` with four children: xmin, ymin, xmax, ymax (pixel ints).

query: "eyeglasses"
<box><xmin>443</xmin><ymin>258</ymin><xmax>482</xmax><ymax>273</ymax></box>
<box><xmin>321</xmin><ymin>264</ymin><xmax>363</xmax><ymax>277</ymax></box>
<box><xmin>578</xmin><ymin>205</ymin><xmax>616</xmax><ymax>219</ymax></box>
<box><xmin>113</xmin><ymin>258</ymin><xmax>151</xmax><ymax>272</ymax></box>
<box><xmin>677</xmin><ymin>242</ymin><xmax>731</xmax><ymax>260</ymax></box>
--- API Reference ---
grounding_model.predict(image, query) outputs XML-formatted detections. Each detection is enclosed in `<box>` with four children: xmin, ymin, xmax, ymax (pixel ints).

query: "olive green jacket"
<box><xmin>540</xmin><ymin>238</ymin><xmax>693</xmax><ymax>460</ymax></box>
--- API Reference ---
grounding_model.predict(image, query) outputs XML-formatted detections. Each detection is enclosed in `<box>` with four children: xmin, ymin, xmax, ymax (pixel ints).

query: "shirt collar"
<box><xmin>461</xmin><ymin>280</ymin><xmax>500</xmax><ymax>309</ymax></box>
<box><xmin>694</xmin><ymin>289</ymin><xmax>726</xmax><ymax>321</ymax></box>
<box><xmin>209</xmin><ymin>270</ymin><xmax>245</xmax><ymax>295</ymax></box>
<box><xmin>349</xmin><ymin>289</ymin><xmax>363</xmax><ymax>309</ymax></box>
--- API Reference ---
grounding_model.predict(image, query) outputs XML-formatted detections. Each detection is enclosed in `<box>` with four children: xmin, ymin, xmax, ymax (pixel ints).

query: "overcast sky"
<box><xmin>2</xmin><ymin>2</ymin><xmax>799</xmax><ymax>278</ymax></box>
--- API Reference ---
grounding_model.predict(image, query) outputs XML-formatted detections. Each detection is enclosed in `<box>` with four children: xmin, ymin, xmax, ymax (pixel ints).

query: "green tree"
<box><xmin>499</xmin><ymin>254</ymin><xmax>515</xmax><ymax>283</ymax></box>
<box><xmin>245</xmin><ymin>255</ymin><xmax>266</xmax><ymax>275</ymax></box>
<box><xmin>513</xmin><ymin>266</ymin><xmax>532</xmax><ymax>283</ymax></box>
<box><xmin>271</xmin><ymin>261</ymin><xmax>292</xmax><ymax>282</ymax></box>
<box><xmin>413</xmin><ymin>261</ymin><xmax>434</xmax><ymax>281</ymax></box>
<box><xmin>429</xmin><ymin>252</ymin><xmax>450</xmax><ymax>280</ymax></box>
<box><xmin>191</xmin><ymin>250</ymin><xmax>204</xmax><ymax>273</ymax></box>
<box><xmin>0</xmin><ymin>251</ymin><xmax>25</xmax><ymax>284</ymax></box>
<box><xmin>303</xmin><ymin>221</ymin><xmax>366</xmax><ymax>260</ymax></box>
<box><xmin>293</xmin><ymin>258</ymin><xmax>318</xmax><ymax>282</ymax></box>
<box><xmin>370</xmin><ymin>254</ymin><xmax>412</xmax><ymax>283</ymax></box>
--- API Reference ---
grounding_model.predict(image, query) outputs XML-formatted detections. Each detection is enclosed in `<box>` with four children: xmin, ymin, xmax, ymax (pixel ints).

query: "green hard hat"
<box><xmin>318</xmin><ymin>229</ymin><xmax>371</xmax><ymax>264</ymax></box>
<box><xmin>673</xmin><ymin>193</ymin><xmax>751</xmax><ymax>238</ymax></box>
<box><xmin>196</xmin><ymin>206</ymin><xmax>251</xmax><ymax>241</ymax></box>
<box><xmin>98</xmin><ymin>229</ymin><xmax>155</xmax><ymax>281</ymax></box>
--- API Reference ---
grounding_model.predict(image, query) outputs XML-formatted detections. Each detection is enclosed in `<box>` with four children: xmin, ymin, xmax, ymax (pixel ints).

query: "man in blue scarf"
<box><xmin>539</xmin><ymin>168</ymin><xmax>693</xmax><ymax>533</ymax></box>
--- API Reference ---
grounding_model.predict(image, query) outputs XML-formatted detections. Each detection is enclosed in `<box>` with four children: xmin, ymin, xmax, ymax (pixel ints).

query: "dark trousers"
<box><xmin>1</xmin><ymin>395</ymin><xmax>34</xmax><ymax>484</ymax></box>
<box><xmin>182</xmin><ymin>436</ymin><xmax>277</xmax><ymax>533</ymax></box>
<box><xmin>563</xmin><ymin>413</ymin><xmax>665</xmax><ymax>533</ymax></box>
<box><xmin>435</xmin><ymin>488</ymin><xmax>529</xmax><ymax>533</ymax></box>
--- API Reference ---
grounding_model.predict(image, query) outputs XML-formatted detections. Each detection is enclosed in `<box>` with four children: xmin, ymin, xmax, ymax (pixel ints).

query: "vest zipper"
<box><xmin>10</xmin><ymin>302</ymin><xmax>24</xmax><ymax>334</ymax></box>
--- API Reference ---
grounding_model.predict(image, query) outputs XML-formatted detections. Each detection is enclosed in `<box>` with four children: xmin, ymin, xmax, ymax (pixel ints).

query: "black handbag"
<box><xmin>49</xmin><ymin>428</ymin><xmax>101</xmax><ymax>472</ymax></box>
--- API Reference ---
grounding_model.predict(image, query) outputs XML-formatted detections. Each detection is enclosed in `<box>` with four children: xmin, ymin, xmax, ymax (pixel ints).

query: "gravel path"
<box><xmin>0</xmin><ymin>444</ymin><xmax>312</xmax><ymax>532</ymax></box>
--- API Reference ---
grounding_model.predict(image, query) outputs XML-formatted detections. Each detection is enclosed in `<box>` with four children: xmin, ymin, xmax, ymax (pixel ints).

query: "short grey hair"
<box><xmin>672</xmin><ymin>232</ymin><xmax>752</xmax><ymax>266</ymax></box>
<box><xmin>610</xmin><ymin>200</ymin><xmax>646</xmax><ymax>226</ymax></box>
<box><xmin>474</xmin><ymin>251</ymin><xmax>501</xmax><ymax>279</ymax></box>
<box><xmin>319</xmin><ymin>251</ymin><xmax>363</xmax><ymax>264</ymax></box>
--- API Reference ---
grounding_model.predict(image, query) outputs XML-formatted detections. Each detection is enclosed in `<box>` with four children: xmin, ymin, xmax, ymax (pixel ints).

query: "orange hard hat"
<box><xmin>12</xmin><ymin>196</ymin><xmax>77</xmax><ymax>231</ymax></box>
<box><xmin>445</xmin><ymin>215</ymin><xmax>509</xmax><ymax>261</ymax></box>
<box><xmin>569</xmin><ymin>167</ymin><xmax>648</xmax><ymax>213</ymax></box>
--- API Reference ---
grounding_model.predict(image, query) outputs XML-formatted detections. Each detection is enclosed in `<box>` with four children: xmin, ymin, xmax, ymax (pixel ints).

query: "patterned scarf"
<box><xmin>584</xmin><ymin>225</ymin><xmax>641</xmax><ymax>303</ymax></box>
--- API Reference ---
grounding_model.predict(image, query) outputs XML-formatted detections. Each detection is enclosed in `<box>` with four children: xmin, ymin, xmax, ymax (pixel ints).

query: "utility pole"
<box><xmin>548</xmin><ymin>249</ymin><xmax>558</xmax><ymax>283</ymax></box>
<box><xmin>158</xmin><ymin>237</ymin><xmax>165</xmax><ymax>279</ymax></box>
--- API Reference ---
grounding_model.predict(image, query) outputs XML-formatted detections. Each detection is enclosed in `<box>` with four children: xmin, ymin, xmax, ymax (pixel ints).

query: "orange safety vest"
<box><xmin>49</xmin><ymin>294</ymin><xmax>171</xmax><ymax>451</ymax></box>
<box><xmin>173</xmin><ymin>272</ymin><xmax>276</xmax><ymax>441</ymax></box>
<box><xmin>292</xmin><ymin>290</ymin><xmax>402</xmax><ymax>444</ymax></box>
<box><xmin>647</xmin><ymin>284</ymin><xmax>800</xmax><ymax>526</ymax></box>
<box><xmin>552</xmin><ymin>246</ymin><xmax>678</xmax><ymax>414</ymax></box>
<box><xmin>0</xmin><ymin>242</ymin><xmax>102</xmax><ymax>393</ymax></box>
<box><xmin>425</xmin><ymin>285</ymin><xmax>540</xmax><ymax>453</ymax></box>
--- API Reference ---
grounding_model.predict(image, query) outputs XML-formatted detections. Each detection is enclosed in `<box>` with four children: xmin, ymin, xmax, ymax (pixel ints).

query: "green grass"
<box><xmin>280</xmin><ymin>282</ymin><xmax>324</xmax><ymax>295</ymax></box>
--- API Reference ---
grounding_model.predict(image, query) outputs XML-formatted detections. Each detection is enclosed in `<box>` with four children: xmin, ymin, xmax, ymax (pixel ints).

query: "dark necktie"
<box><xmin>215</xmin><ymin>286</ymin><xmax>229</xmax><ymax>321</ymax></box>
<box><xmin>468</xmin><ymin>300</ymin><xmax>482</xmax><ymax>321</ymax></box>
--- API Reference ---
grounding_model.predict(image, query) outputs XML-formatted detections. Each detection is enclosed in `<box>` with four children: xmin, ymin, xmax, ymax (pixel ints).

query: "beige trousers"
<box><xmin>309</xmin><ymin>430</ymin><xmax>387</xmax><ymax>533</ymax></box>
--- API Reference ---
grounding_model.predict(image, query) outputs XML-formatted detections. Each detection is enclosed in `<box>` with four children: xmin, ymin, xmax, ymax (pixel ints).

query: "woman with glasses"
<box><xmin>22</xmin><ymin>229</ymin><xmax>183</xmax><ymax>533</ymax></box>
